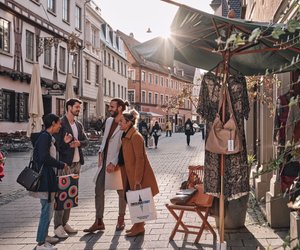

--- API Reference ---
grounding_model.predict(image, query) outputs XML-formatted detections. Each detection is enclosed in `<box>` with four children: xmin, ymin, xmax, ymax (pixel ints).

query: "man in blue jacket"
<box><xmin>53</xmin><ymin>98</ymin><xmax>88</xmax><ymax>238</ymax></box>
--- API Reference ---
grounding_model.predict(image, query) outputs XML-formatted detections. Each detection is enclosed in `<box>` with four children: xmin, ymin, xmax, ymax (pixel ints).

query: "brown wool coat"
<box><xmin>121</xmin><ymin>127</ymin><xmax>159</xmax><ymax>197</ymax></box>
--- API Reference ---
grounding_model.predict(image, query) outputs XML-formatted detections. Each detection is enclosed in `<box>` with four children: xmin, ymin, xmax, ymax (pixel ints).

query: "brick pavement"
<box><xmin>0</xmin><ymin>132</ymin><xmax>290</xmax><ymax>250</ymax></box>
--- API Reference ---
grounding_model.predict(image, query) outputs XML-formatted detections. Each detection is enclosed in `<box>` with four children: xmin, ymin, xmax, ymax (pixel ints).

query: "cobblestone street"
<box><xmin>0</xmin><ymin>133</ymin><xmax>289</xmax><ymax>249</ymax></box>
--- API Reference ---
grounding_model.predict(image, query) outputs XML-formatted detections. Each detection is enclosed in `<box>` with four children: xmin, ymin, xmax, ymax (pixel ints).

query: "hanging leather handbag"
<box><xmin>16</xmin><ymin>160</ymin><xmax>43</xmax><ymax>191</ymax></box>
<box><xmin>205</xmin><ymin>85</ymin><xmax>242</xmax><ymax>155</ymax></box>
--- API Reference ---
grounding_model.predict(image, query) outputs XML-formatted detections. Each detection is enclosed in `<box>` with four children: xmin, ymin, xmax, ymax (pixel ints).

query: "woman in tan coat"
<box><xmin>118</xmin><ymin>109</ymin><xmax>159</xmax><ymax>237</ymax></box>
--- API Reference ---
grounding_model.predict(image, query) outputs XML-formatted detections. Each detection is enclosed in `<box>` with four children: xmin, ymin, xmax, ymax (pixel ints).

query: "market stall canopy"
<box><xmin>134</xmin><ymin>3</ymin><xmax>300</xmax><ymax>76</ymax></box>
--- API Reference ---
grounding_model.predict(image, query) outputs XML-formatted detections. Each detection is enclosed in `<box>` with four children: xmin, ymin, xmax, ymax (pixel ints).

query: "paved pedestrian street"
<box><xmin>0</xmin><ymin>133</ymin><xmax>290</xmax><ymax>250</ymax></box>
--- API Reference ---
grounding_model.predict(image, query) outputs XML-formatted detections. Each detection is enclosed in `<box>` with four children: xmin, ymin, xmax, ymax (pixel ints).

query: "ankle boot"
<box><xmin>83</xmin><ymin>218</ymin><xmax>105</xmax><ymax>233</ymax></box>
<box><xmin>125</xmin><ymin>222</ymin><xmax>145</xmax><ymax>237</ymax></box>
<box><xmin>116</xmin><ymin>215</ymin><xmax>125</xmax><ymax>231</ymax></box>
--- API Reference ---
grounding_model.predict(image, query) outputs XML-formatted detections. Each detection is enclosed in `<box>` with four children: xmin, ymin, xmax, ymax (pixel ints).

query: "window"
<box><xmin>44</xmin><ymin>44</ymin><xmax>51</xmax><ymax>67</ymax></box>
<box><xmin>128</xmin><ymin>90</ymin><xmax>135</xmax><ymax>103</ymax></box>
<box><xmin>117</xmin><ymin>60</ymin><xmax>120</xmax><ymax>73</ymax></box>
<box><xmin>160</xmin><ymin>94</ymin><xmax>164</xmax><ymax>105</ymax></box>
<box><xmin>96</xmin><ymin>65</ymin><xmax>100</xmax><ymax>84</ymax></box>
<box><xmin>75</xmin><ymin>5</ymin><xmax>81</xmax><ymax>30</ymax></box>
<box><xmin>124</xmin><ymin>65</ymin><xmax>127</xmax><ymax>77</ymax></box>
<box><xmin>85</xmin><ymin>59</ymin><xmax>90</xmax><ymax>81</ymax></box>
<box><xmin>121</xmin><ymin>62</ymin><xmax>123</xmax><ymax>75</ymax></box>
<box><xmin>165</xmin><ymin>95</ymin><xmax>169</xmax><ymax>103</ymax></box>
<box><xmin>92</xmin><ymin>27</ymin><xmax>97</xmax><ymax>47</ymax></box>
<box><xmin>59</xmin><ymin>47</ymin><xmax>66</xmax><ymax>72</ymax></box>
<box><xmin>155</xmin><ymin>93</ymin><xmax>158</xmax><ymax>104</ymax></box>
<box><xmin>175</xmin><ymin>81</ymin><xmax>178</xmax><ymax>89</ymax></box>
<box><xmin>148</xmin><ymin>73</ymin><xmax>152</xmax><ymax>84</ymax></box>
<box><xmin>26</xmin><ymin>30</ymin><xmax>34</xmax><ymax>61</ymax></box>
<box><xmin>124</xmin><ymin>87</ymin><xmax>127</xmax><ymax>99</ymax></box>
<box><xmin>142</xmin><ymin>91</ymin><xmax>146</xmax><ymax>103</ymax></box>
<box><xmin>118</xmin><ymin>84</ymin><xmax>120</xmax><ymax>97</ymax></box>
<box><xmin>112</xmin><ymin>82</ymin><xmax>115</xmax><ymax>97</ymax></box>
<box><xmin>72</xmin><ymin>53</ymin><xmax>78</xmax><ymax>77</ymax></box>
<box><xmin>104</xmin><ymin>78</ymin><xmax>107</xmax><ymax>96</ymax></box>
<box><xmin>1</xmin><ymin>90</ymin><xmax>29</xmax><ymax>122</ymax></box>
<box><xmin>128</xmin><ymin>69</ymin><xmax>135</xmax><ymax>80</ymax></box>
<box><xmin>171</xmin><ymin>79</ymin><xmax>174</xmax><ymax>88</ymax></box>
<box><xmin>0</xmin><ymin>18</ymin><xmax>10</xmax><ymax>53</ymax></box>
<box><xmin>47</xmin><ymin>0</ymin><xmax>55</xmax><ymax>13</ymax></box>
<box><xmin>155</xmin><ymin>75</ymin><xmax>159</xmax><ymax>84</ymax></box>
<box><xmin>112</xmin><ymin>56</ymin><xmax>115</xmax><ymax>70</ymax></box>
<box><xmin>3</xmin><ymin>90</ymin><xmax>14</xmax><ymax>121</ymax></box>
<box><xmin>121</xmin><ymin>86</ymin><xmax>124</xmax><ymax>99</ymax></box>
<box><xmin>166</xmin><ymin>78</ymin><xmax>169</xmax><ymax>88</ymax></box>
<box><xmin>103</xmin><ymin>50</ymin><xmax>107</xmax><ymax>65</ymax></box>
<box><xmin>108</xmin><ymin>80</ymin><xmax>111</xmax><ymax>96</ymax></box>
<box><xmin>108</xmin><ymin>53</ymin><xmax>111</xmax><ymax>67</ymax></box>
<box><xmin>148</xmin><ymin>92</ymin><xmax>152</xmax><ymax>104</ymax></box>
<box><xmin>141</xmin><ymin>71</ymin><xmax>146</xmax><ymax>82</ymax></box>
<box><xmin>56</xmin><ymin>98</ymin><xmax>65</xmax><ymax>117</ymax></box>
<box><xmin>160</xmin><ymin>76</ymin><xmax>164</xmax><ymax>86</ymax></box>
<box><xmin>62</xmin><ymin>0</ymin><xmax>70</xmax><ymax>22</ymax></box>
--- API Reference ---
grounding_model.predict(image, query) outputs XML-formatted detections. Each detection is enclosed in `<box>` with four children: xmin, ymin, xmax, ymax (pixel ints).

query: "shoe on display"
<box><xmin>45</xmin><ymin>236</ymin><xmax>59</xmax><ymax>244</ymax></box>
<box><xmin>36</xmin><ymin>242</ymin><xmax>58</xmax><ymax>250</ymax></box>
<box><xmin>54</xmin><ymin>225</ymin><xmax>68</xmax><ymax>239</ymax></box>
<box><xmin>64</xmin><ymin>223</ymin><xmax>78</xmax><ymax>233</ymax></box>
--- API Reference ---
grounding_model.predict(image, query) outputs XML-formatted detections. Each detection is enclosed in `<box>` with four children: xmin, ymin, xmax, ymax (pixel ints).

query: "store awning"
<box><xmin>134</xmin><ymin>3</ymin><xmax>300</xmax><ymax>76</ymax></box>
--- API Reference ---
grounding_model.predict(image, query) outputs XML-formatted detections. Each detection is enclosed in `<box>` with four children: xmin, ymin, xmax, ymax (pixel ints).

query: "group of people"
<box><xmin>31</xmin><ymin>98</ymin><xmax>159</xmax><ymax>250</ymax></box>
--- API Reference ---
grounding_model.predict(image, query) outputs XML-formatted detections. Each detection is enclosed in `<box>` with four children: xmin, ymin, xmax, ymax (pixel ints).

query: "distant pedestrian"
<box><xmin>138</xmin><ymin>119</ymin><xmax>149</xmax><ymax>147</ymax></box>
<box><xmin>166</xmin><ymin>120</ymin><xmax>172</xmax><ymax>137</ymax></box>
<box><xmin>150</xmin><ymin>121</ymin><xmax>162</xmax><ymax>149</ymax></box>
<box><xmin>30</xmin><ymin>114</ymin><xmax>70</xmax><ymax>250</ymax></box>
<box><xmin>83</xmin><ymin>98</ymin><xmax>128</xmax><ymax>233</ymax></box>
<box><xmin>184</xmin><ymin>118</ymin><xmax>195</xmax><ymax>146</ymax></box>
<box><xmin>118</xmin><ymin>109</ymin><xmax>159</xmax><ymax>237</ymax></box>
<box><xmin>199</xmin><ymin>123</ymin><xmax>205</xmax><ymax>140</ymax></box>
<box><xmin>53</xmin><ymin>98</ymin><xmax>88</xmax><ymax>238</ymax></box>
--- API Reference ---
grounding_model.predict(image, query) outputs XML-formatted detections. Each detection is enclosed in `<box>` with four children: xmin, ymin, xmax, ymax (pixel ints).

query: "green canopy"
<box><xmin>135</xmin><ymin>4</ymin><xmax>300</xmax><ymax>76</ymax></box>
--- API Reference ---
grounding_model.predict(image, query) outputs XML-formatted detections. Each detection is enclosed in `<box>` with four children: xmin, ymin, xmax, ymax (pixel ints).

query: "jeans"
<box><xmin>54</xmin><ymin>162</ymin><xmax>81</xmax><ymax>229</ymax></box>
<box><xmin>95</xmin><ymin>163</ymin><xmax>126</xmax><ymax>219</ymax></box>
<box><xmin>37</xmin><ymin>199</ymin><xmax>54</xmax><ymax>244</ymax></box>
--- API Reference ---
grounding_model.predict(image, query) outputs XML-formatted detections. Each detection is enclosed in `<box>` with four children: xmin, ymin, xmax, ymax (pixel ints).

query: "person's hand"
<box><xmin>63</xmin><ymin>164</ymin><xmax>71</xmax><ymax>175</ymax></box>
<box><xmin>64</xmin><ymin>133</ymin><xmax>73</xmax><ymax>144</ymax></box>
<box><xmin>106</xmin><ymin>163</ymin><xmax>116</xmax><ymax>173</ymax></box>
<box><xmin>69</xmin><ymin>139</ymin><xmax>80</xmax><ymax>148</ymax></box>
<box><xmin>134</xmin><ymin>183</ymin><xmax>142</xmax><ymax>190</ymax></box>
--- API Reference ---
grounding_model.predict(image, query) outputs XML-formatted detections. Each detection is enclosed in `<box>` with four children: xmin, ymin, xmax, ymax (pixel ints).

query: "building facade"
<box><xmin>0</xmin><ymin>0</ymin><xmax>84</xmax><ymax>132</ymax></box>
<box><xmin>118</xmin><ymin>31</ymin><xmax>194</xmax><ymax>129</ymax></box>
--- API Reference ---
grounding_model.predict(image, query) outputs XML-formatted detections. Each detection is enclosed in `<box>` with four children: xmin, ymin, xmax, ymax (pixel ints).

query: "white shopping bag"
<box><xmin>148</xmin><ymin>137</ymin><xmax>154</xmax><ymax>148</ymax></box>
<box><xmin>126</xmin><ymin>187</ymin><xmax>157</xmax><ymax>224</ymax></box>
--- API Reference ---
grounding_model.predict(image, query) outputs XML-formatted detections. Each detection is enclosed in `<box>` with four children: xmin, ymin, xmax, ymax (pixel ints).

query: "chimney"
<box><xmin>129</xmin><ymin>32</ymin><xmax>134</xmax><ymax>38</ymax></box>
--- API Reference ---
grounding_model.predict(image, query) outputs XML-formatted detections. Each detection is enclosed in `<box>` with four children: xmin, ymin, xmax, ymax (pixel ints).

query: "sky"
<box><xmin>95</xmin><ymin>0</ymin><xmax>213</xmax><ymax>43</ymax></box>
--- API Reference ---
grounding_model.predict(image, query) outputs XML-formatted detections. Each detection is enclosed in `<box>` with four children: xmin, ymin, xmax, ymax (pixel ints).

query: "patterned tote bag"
<box><xmin>54</xmin><ymin>174</ymin><xmax>79</xmax><ymax>210</ymax></box>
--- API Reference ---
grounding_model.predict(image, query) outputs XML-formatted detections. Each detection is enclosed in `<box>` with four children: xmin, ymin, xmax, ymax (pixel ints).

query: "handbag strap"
<box><xmin>217</xmin><ymin>84</ymin><xmax>235</xmax><ymax>115</ymax></box>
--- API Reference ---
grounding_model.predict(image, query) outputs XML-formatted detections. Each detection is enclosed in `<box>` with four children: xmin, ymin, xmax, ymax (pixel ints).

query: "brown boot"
<box><xmin>125</xmin><ymin>222</ymin><xmax>145</xmax><ymax>237</ymax></box>
<box><xmin>83</xmin><ymin>218</ymin><xmax>105</xmax><ymax>233</ymax></box>
<box><xmin>116</xmin><ymin>215</ymin><xmax>125</xmax><ymax>231</ymax></box>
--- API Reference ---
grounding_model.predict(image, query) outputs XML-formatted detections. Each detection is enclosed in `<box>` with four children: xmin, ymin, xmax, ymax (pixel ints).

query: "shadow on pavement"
<box><xmin>80</xmin><ymin>231</ymin><xmax>103</xmax><ymax>250</ymax></box>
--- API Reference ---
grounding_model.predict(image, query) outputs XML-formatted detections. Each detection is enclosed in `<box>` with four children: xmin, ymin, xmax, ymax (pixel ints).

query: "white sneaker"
<box><xmin>64</xmin><ymin>223</ymin><xmax>78</xmax><ymax>233</ymax></box>
<box><xmin>45</xmin><ymin>236</ymin><xmax>59</xmax><ymax>244</ymax></box>
<box><xmin>36</xmin><ymin>242</ymin><xmax>58</xmax><ymax>250</ymax></box>
<box><xmin>54</xmin><ymin>225</ymin><xmax>68</xmax><ymax>238</ymax></box>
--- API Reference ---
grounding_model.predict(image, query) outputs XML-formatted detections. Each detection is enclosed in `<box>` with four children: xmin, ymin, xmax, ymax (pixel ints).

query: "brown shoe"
<box><xmin>116</xmin><ymin>215</ymin><xmax>125</xmax><ymax>231</ymax></box>
<box><xmin>125</xmin><ymin>224</ymin><xmax>135</xmax><ymax>233</ymax></box>
<box><xmin>83</xmin><ymin>218</ymin><xmax>105</xmax><ymax>233</ymax></box>
<box><xmin>125</xmin><ymin>223</ymin><xmax>145</xmax><ymax>237</ymax></box>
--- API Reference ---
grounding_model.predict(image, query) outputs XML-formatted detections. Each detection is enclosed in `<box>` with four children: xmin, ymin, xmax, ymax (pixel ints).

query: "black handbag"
<box><xmin>16</xmin><ymin>160</ymin><xmax>43</xmax><ymax>191</ymax></box>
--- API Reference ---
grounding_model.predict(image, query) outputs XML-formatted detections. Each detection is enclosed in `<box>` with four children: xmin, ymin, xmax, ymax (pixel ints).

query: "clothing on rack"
<box><xmin>197</xmin><ymin>72</ymin><xmax>250</xmax><ymax>200</ymax></box>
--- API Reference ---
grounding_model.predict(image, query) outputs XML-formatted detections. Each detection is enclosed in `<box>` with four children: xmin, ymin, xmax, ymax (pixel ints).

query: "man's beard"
<box><xmin>110</xmin><ymin>110</ymin><xmax>118</xmax><ymax>117</ymax></box>
<box><xmin>71</xmin><ymin>110</ymin><xmax>79</xmax><ymax>116</ymax></box>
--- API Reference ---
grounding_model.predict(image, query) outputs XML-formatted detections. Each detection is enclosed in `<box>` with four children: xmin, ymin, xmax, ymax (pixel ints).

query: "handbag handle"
<box><xmin>217</xmin><ymin>84</ymin><xmax>234</xmax><ymax>115</ymax></box>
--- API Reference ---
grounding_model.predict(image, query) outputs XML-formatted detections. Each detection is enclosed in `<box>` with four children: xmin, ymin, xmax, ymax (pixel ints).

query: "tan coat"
<box><xmin>121</xmin><ymin>127</ymin><xmax>159</xmax><ymax>197</ymax></box>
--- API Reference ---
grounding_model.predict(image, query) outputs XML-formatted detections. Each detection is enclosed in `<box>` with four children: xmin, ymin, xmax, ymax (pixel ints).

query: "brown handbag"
<box><xmin>205</xmin><ymin>85</ymin><xmax>242</xmax><ymax>155</ymax></box>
